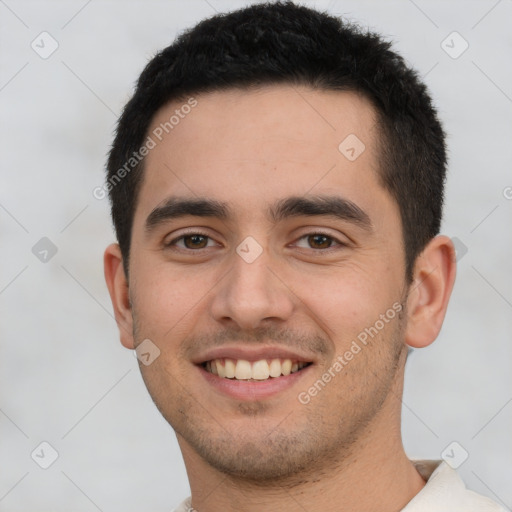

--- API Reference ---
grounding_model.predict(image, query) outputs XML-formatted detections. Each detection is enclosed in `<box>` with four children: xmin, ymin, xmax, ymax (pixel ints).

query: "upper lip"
<box><xmin>192</xmin><ymin>345</ymin><xmax>316</xmax><ymax>365</ymax></box>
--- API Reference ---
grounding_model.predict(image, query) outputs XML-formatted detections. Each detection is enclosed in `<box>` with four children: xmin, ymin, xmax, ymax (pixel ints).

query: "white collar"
<box><xmin>403</xmin><ymin>460</ymin><xmax>505</xmax><ymax>511</ymax></box>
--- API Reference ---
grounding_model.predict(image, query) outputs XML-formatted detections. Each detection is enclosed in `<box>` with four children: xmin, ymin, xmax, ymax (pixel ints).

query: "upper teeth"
<box><xmin>205</xmin><ymin>358</ymin><xmax>309</xmax><ymax>380</ymax></box>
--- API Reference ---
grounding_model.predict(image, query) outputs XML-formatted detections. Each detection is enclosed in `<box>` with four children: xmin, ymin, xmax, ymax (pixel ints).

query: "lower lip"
<box><xmin>198</xmin><ymin>364</ymin><xmax>312</xmax><ymax>401</ymax></box>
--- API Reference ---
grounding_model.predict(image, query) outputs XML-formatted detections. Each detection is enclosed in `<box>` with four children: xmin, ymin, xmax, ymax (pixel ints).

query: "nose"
<box><xmin>210</xmin><ymin>245</ymin><xmax>295</xmax><ymax>331</ymax></box>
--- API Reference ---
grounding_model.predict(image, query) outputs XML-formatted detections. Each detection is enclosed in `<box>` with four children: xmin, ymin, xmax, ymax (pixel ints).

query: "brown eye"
<box><xmin>182</xmin><ymin>234</ymin><xmax>209</xmax><ymax>249</ymax></box>
<box><xmin>293</xmin><ymin>232</ymin><xmax>345</xmax><ymax>252</ymax></box>
<box><xmin>166</xmin><ymin>233</ymin><xmax>215</xmax><ymax>250</ymax></box>
<box><xmin>307</xmin><ymin>234</ymin><xmax>334</xmax><ymax>249</ymax></box>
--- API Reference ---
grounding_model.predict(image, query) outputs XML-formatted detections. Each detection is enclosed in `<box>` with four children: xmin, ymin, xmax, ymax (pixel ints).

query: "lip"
<box><xmin>198</xmin><ymin>362</ymin><xmax>313</xmax><ymax>401</ymax></box>
<box><xmin>192</xmin><ymin>345</ymin><xmax>316</xmax><ymax>365</ymax></box>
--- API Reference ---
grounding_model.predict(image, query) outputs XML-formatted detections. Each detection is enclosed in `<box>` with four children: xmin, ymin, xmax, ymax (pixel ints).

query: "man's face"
<box><xmin>127</xmin><ymin>85</ymin><xmax>409</xmax><ymax>481</ymax></box>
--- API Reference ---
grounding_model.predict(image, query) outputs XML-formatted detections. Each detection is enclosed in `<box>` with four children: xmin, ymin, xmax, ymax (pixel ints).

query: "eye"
<box><xmin>294</xmin><ymin>233</ymin><xmax>344</xmax><ymax>250</ymax></box>
<box><xmin>166</xmin><ymin>233</ymin><xmax>217</xmax><ymax>250</ymax></box>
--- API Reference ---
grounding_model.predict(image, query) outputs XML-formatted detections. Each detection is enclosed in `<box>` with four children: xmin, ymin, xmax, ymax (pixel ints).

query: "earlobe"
<box><xmin>104</xmin><ymin>243</ymin><xmax>135</xmax><ymax>349</ymax></box>
<box><xmin>404</xmin><ymin>235</ymin><xmax>457</xmax><ymax>349</ymax></box>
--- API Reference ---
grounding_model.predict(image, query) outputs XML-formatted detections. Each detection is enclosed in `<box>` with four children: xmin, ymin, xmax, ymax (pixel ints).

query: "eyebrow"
<box><xmin>145</xmin><ymin>197</ymin><xmax>230</xmax><ymax>232</ymax></box>
<box><xmin>269</xmin><ymin>195</ymin><xmax>372</xmax><ymax>229</ymax></box>
<box><xmin>144</xmin><ymin>194</ymin><xmax>372</xmax><ymax>233</ymax></box>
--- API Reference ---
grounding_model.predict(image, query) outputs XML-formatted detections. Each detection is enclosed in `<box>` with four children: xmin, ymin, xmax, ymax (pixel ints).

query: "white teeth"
<box><xmin>281</xmin><ymin>359</ymin><xmax>292</xmax><ymax>376</ymax></box>
<box><xmin>252</xmin><ymin>360</ymin><xmax>270</xmax><ymax>380</ymax></box>
<box><xmin>225</xmin><ymin>359</ymin><xmax>236</xmax><ymax>378</ymax></box>
<box><xmin>216</xmin><ymin>360</ymin><xmax>226</xmax><ymax>378</ymax></box>
<box><xmin>269</xmin><ymin>358</ymin><xmax>281</xmax><ymax>378</ymax></box>
<box><xmin>205</xmin><ymin>357</ymin><xmax>309</xmax><ymax>380</ymax></box>
<box><xmin>235</xmin><ymin>360</ymin><xmax>252</xmax><ymax>380</ymax></box>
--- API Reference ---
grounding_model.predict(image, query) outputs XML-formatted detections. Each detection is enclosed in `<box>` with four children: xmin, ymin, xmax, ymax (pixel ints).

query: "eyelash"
<box><xmin>165</xmin><ymin>231</ymin><xmax>345</xmax><ymax>252</ymax></box>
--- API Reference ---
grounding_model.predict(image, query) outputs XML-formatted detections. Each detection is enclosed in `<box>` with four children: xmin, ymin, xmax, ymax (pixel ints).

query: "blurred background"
<box><xmin>0</xmin><ymin>0</ymin><xmax>511</xmax><ymax>510</ymax></box>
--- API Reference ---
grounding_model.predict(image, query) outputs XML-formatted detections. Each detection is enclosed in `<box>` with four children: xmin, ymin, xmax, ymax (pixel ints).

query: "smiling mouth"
<box><xmin>202</xmin><ymin>358</ymin><xmax>312</xmax><ymax>381</ymax></box>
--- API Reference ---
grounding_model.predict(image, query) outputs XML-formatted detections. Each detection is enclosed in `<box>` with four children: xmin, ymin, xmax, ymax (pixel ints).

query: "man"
<box><xmin>103</xmin><ymin>2</ymin><xmax>505</xmax><ymax>510</ymax></box>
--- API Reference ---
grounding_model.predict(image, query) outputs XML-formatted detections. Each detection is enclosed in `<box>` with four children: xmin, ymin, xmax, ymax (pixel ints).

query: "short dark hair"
<box><xmin>106</xmin><ymin>1</ymin><xmax>447</xmax><ymax>281</ymax></box>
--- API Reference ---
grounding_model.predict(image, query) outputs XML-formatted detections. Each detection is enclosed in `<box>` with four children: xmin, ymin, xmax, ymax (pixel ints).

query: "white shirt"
<box><xmin>172</xmin><ymin>460</ymin><xmax>506</xmax><ymax>511</ymax></box>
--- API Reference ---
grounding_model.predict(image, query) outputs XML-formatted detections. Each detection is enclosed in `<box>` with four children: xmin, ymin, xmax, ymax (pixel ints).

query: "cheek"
<box><xmin>290</xmin><ymin>265</ymin><xmax>399</xmax><ymax>344</ymax></box>
<box><xmin>131</xmin><ymin>264</ymin><xmax>204</xmax><ymax>337</ymax></box>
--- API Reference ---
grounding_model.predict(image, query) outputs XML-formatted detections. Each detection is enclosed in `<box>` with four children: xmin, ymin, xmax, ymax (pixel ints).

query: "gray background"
<box><xmin>1</xmin><ymin>0</ymin><xmax>511</xmax><ymax>510</ymax></box>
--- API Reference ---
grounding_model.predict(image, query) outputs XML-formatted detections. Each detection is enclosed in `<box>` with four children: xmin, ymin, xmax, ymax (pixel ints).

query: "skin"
<box><xmin>104</xmin><ymin>85</ymin><xmax>456</xmax><ymax>511</ymax></box>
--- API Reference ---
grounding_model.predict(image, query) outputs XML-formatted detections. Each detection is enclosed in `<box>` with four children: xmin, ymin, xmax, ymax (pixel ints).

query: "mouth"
<box><xmin>194</xmin><ymin>346</ymin><xmax>316</xmax><ymax>400</ymax></box>
<box><xmin>202</xmin><ymin>358</ymin><xmax>312</xmax><ymax>381</ymax></box>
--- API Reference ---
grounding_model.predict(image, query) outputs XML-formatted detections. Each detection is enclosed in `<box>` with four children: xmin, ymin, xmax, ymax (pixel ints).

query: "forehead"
<box><xmin>136</xmin><ymin>85</ymin><xmax>387</xmax><ymax>223</ymax></box>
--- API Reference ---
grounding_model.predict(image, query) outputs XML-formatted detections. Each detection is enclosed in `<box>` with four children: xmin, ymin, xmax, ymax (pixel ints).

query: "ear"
<box><xmin>104</xmin><ymin>243</ymin><xmax>135</xmax><ymax>349</ymax></box>
<box><xmin>404</xmin><ymin>235</ymin><xmax>457</xmax><ymax>348</ymax></box>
